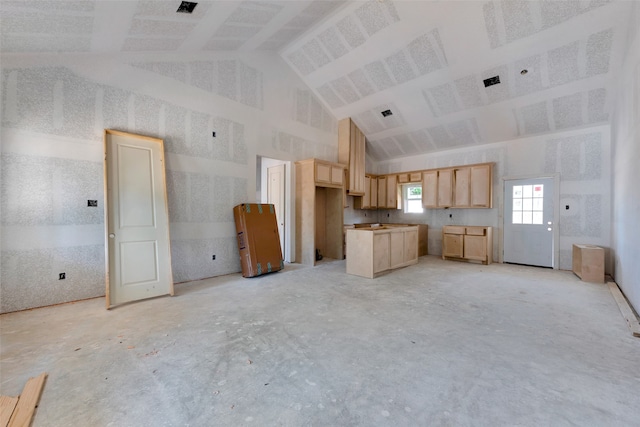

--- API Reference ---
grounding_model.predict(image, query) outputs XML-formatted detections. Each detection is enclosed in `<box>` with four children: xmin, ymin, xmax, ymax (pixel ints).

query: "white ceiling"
<box><xmin>0</xmin><ymin>0</ymin><xmax>634</xmax><ymax>160</ymax></box>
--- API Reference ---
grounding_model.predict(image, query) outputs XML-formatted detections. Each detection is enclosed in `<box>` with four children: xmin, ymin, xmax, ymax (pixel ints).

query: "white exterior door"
<box><xmin>267</xmin><ymin>164</ymin><xmax>285</xmax><ymax>256</ymax></box>
<box><xmin>504</xmin><ymin>177</ymin><xmax>555</xmax><ymax>267</ymax></box>
<box><xmin>104</xmin><ymin>130</ymin><xmax>173</xmax><ymax>308</ymax></box>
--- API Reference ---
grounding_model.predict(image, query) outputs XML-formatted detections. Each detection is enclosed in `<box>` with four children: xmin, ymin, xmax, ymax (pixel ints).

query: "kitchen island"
<box><xmin>345</xmin><ymin>224</ymin><xmax>419</xmax><ymax>278</ymax></box>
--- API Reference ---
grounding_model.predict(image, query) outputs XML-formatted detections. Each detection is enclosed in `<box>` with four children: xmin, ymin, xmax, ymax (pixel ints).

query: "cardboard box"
<box><xmin>572</xmin><ymin>244</ymin><xmax>604</xmax><ymax>283</ymax></box>
<box><xmin>233</xmin><ymin>203</ymin><xmax>284</xmax><ymax>278</ymax></box>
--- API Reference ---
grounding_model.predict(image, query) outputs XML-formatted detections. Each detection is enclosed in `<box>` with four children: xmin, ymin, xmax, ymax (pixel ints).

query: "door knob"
<box><xmin>109</xmin><ymin>233</ymin><xmax>115</xmax><ymax>238</ymax></box>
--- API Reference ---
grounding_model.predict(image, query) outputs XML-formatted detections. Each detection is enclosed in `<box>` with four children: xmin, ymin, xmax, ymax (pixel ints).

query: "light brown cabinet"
<box><xmin>377</xmin><ymin>176</ymin><xmax>387</xmax><ymax>208</ymax></box>
<box><xmin>355</xmin><ymin>174</ymin><xmax>379</xmax><ymax>210</ymax></box>
<box><xmin>398</xmin><ymin>172</ymin><xmax>422</xmax><ymax>184</ymax></box>
<box><xmin>295</xmin><ymin>159</ymin><xmax>345</xmax><ymax>265</ymax></box>
<box><xmin>370</xmin><ymin>176</ymin><xmax>378</xmax><ymax>208</ymax></box>
<box><xmin>453</xmin><ymin>167</ymin><xmax>470</xmax><ymax>207</ymax></box>
<box><xmin>470</xmin><ymin>164</ymin><xmax>492</xmax><ymax>207</ymax></box>
<box><xmin>315</xmin><ymin>160</ymin><xmax>344</xmax><ymax>187</ymax></box>
<box><xmin>338</xmin><ymin>118</ymin><xmax>366</xmax><ymax>196</ymax></box>
<box><xmin>422</xmin><ymin>170</ymin><xmax>438</xmax><ymax>208</ymax></box>
<box><xmin>437</xmin><ymin>170</ymin><xmax>453</xmax><ymax>207</ymax></box>
<box><xmin>420</xmin><ymin>163</ymin><xmax>493</xmax><ymax>209</ymax></box>
<box><xmin>442</xmin><ymin>225</ymin><xmax>493</xmax><ymax>264</ymax></box>
<box><xmin>373</xmin><ymin>174</ymin><xmax>399</xmax><ymax>209</ymax></box>
<box><xmin>386</xmin><ymin>174</ymin><xmax>398</xmax><ymax>209</ymax></box>
<box><xmin>346</xmin><ymin>225</ymin><xmax>419</xmax><ymax>278</ymax></box>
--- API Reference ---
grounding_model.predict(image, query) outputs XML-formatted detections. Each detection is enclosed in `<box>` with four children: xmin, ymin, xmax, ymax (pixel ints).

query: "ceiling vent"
<box><xmin>177</xmin><ymin>1</ymin><xmax>198</xmax><ymax>13</ymax></box>
<box><xmin>483</xmin><ymin>76</ymin><xmax>500</xmax><ymax>87</ymax></box>
<box><xmin>381</xmin><ymin>109</ymin><xmax>393</xmax><ymax>117</ymax></box>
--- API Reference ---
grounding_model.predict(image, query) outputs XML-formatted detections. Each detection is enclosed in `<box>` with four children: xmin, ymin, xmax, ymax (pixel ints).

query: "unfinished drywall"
<box><xmin>611</xmin><ymin>2</ymin><xmax>640</xmax><ymax>313</ymax></box>
<box><xmin>0</xmin><ymin>52</ymin><xmax>337</xmax><ymax>313</ymax></box>
<box><xmin>375</xmin><ymin>125</ymin><xmax>611</xmax><ymax>271</ymax></box>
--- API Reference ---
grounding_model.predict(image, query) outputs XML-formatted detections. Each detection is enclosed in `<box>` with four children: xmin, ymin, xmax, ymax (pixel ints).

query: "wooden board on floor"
<box><xmin>607</xmin><ymin>282</ymin><xmax>640</xmax><ymax>338</ymax></box>
<box><xmin>4</xmin><ymin>372</ymin><xmax>47</xmax><ymax>427</ymax></box>
<box><xmin>0</xmin><ymin>396</ymin><xmax>19</xmax><ymax>427</ymax></box>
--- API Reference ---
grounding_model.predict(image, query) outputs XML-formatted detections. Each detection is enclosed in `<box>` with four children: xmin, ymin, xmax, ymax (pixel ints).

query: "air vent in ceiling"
<box><xmin>381</xmin><ymin>109</ymin><xmax>393</xmax><ymax>117</ymax></box>
<box><xmin>177</xmin><ymin>1</ymin><xmax>198</xmax><ymax>13</ymax></box>
<box><xmin>483</xmin><ymin>76</ymin><xmax>500</xmax><ymax>87</ymax></box>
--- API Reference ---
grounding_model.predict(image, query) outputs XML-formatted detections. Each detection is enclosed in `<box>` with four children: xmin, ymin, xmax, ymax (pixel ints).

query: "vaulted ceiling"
<box><xmin>0</xmin><ymin>0</ymin><xmax>633</xmax><ymax>160</ymax></box>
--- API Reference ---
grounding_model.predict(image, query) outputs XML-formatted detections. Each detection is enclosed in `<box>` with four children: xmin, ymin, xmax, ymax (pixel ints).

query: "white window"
<box><xmin>403</xmin><ymin>184</ymin><xmax>423</xmax><ymax>213</ymax></box>
<box><xmin>512</xmin><ymin>184</ymin><xmax>543</xmax><ymax>224</ymax></box>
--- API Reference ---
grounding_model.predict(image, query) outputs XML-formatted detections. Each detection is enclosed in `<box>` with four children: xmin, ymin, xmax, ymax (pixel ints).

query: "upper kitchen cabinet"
<box><xmin>470</xmin><ymin>164</ymin><xmax>492</xmax><ymax>208</ymax></box>
<box><xmin>338</xmin><ymin>118</ymin><xmax>366</xmax><ymax>196</ymax></box>
<box><xmin>422</xmin><ymin>170</ymin><xmax>438</xmax><ymax>208</ymax></box>
<box><xmin>313</xmin><ymin>159</ymin><xmax>344</xmax><ymax>188</ymax></box>
<box><xmin>421</xmin><ymin>163</ymin><xmax>493</xmax><ymax>209</ymax></box>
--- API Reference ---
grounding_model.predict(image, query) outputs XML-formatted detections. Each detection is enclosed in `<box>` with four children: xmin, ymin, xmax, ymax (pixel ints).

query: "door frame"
<box><xmin>257</xmin><ymin>156</ymin><xmax>294</xmax><ymax>263</ymax></box>
<box><xmin>103</xmin><ymin>129</ymin><xmax>174</xmax><ymax>308</ymax></box>
<box><xmin>267</xmin><ymin>163</ymin><xmax>286</xmax><ymax>258</ymax></box>
<box><xmin>499</xmin><ymin>173</ymin><xmax>560</xmax><ymax>269</ymax></box>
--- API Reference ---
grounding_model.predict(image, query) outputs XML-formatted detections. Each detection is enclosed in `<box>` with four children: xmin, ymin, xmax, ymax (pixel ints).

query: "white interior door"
<box><xmin>104</xmin><ymin>130</ymin><xmax>173</xmax><ymax>308</ymax></box>
<box><xmin>504</xmin><ymin>177</ymin><xmax>555</xmax><ymax>267</ymax></box>
<box><xmin>267</xmin><ymin>164</ymin><xmax>285</xmax><ymax>256</ymax></box>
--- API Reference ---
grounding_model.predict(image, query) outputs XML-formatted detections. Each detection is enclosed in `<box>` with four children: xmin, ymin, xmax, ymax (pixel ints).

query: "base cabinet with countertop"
<box><xmin>442</xmin><ymin>226</ymin><xmax>492</xmax><ymax>264</ymax></box>
<box><xmin>346</xmin><ymin>225</ymin><xmax>419</xmax><ymax>278</ymax></box>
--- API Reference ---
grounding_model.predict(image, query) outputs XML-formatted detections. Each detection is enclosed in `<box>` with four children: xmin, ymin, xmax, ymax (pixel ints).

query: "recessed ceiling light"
<box><xmin>381</xmin><ymin>109</ymin><xmax>393</xmax><ymax>117</ymax></box>
<box><xmin>177</xmin><ymin>1</ymin><xmax>197</xmax><ymax>14</ymax></box>
<box><xmin>520</xmin><ymin>69</ymin><xmax>528</xmax><ymax>75</ymax></box>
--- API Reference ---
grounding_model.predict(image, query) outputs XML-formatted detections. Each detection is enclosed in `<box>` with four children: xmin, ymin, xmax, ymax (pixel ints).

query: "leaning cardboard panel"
<box><xmin>233</xmin><ymin>203</ymin><xmax>284</xmax><ymax>278</ymax></box>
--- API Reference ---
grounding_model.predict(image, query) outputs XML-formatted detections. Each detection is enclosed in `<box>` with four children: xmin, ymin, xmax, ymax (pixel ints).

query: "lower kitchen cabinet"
<box><xmin>442</xmin><ymin>225</ymin><xmax>492</xmax><ymax>264</ymax></box>
<box><xmin>346</xmin><ymin>225</ymin><xmax>419</xmax><ymax>278</ymax></box>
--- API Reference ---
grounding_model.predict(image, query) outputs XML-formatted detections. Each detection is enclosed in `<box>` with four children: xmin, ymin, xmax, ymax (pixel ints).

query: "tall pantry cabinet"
<box><xmin>295</xmin><ymin>159</ymin><xmax>345</xmax><ymax>266</ymax></box>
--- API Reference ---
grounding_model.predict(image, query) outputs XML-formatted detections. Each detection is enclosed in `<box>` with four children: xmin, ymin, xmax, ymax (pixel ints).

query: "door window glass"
<box><xmin>512</xmin><ymin>184</ymin><xmax>544</xmax><ymax>224</ymax></box>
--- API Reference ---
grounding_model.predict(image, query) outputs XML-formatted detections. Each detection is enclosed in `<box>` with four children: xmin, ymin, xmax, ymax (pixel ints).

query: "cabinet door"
<box><xmin>378</xmin><ymin>176</ymin><xmax>387</xmax><ymax>208</ymax></box>
<box><xmin>422</xmin><ymin>171</ymin><xmax>437</xmax><ymax>207</ymax></box>
<box><xmin>331</xmin><ymin>166</ymin><xmax>343</xmax><ymax>185</ymax></box>
<box><xmin>437</xmin><ymin>170</ymin><xmax>453</xmax><ymax>207</ymax></box>
<box><xmin>361</xmin><ymin>175</ymin><xmax>371</xmax><ymax>209</ymax></box>
<box><xmin>316</xmin><ymin>162</ymin><xmax>331</xmax><ymax>184</ymax></box>
<box><xmin>464</xmin><ymin>235</ymin><xmax>487</xmax><ymax>261</ymax></box>
<box><xmin>409</xmin><ymin>172</ymin><xmax>422</xmax><ymax>182</ymax></box>
<box><xmin>442</xmin><ymin>233</ymin><xmax>463</xmax><ymax>258</ymax></box>
<box><xmin>397</xmin><ymin>173</ymin><xmax>409</xmax><ymax>184</ymax></box>
<box><xmin>454</xmin><ymin>167</ymin><xmax>470</xmax><ymax>207</ymax></box>
<box><xmin>389</xmin><ymin>231</ymin><xmax>404</xmax><ymax>268</ymax></box>
<box><xmin>356</xmin><ymin>128</ymin><xmax>366</xmax><ymax>194</ymax></box>
<box><xmin>470</xmin><ymin>164</ymin><xmax>492</xmax><ymax>207</ymax></box>
<box><xmin>370</xmin><ymin>177</ymin><xmax>378</xmax><ymax>208</ymax></box>
<box><xmin>387</xmin><ymin>175</ymin><xmax>398</xmax><ymax>209</ymax></box>
<box><xmin>404</xmin><ymin>229</ymin><xmax>418</xmax><ymax>262</ymax></box>
<box><xmin>373</xmin><ymin>233</ymin><xmax>390</xmax><ymax>273</ymax></box>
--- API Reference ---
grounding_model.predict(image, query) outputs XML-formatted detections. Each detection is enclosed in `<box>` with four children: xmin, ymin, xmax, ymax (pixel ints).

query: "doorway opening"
<box><xmin>256</xmin><ymin>156</ymin><xmax>293</xmax><ymax>263</ymax></box>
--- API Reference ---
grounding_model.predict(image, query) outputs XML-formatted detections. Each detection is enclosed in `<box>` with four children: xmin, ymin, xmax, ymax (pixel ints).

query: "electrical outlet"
<box><xmin>212</xmin><ymin>255</ymin><xmax>216</xmax><ymax>260</ymax></box>
<box><xmin>59</xmin><ymin>273</ymin><xmax>66</xmax><ymax>280</ymax></box>
<box><xmin>88</xmin><ymin>200</ymin><xmax>98</xmax><ymax>207</ymax></box>
<box><xmin>212</xmin><ymin>131</ymin><xmax>216</xmax><ymax>138</ymax></box>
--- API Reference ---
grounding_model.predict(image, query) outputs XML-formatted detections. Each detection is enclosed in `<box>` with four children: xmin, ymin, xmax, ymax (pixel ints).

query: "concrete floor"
<box><xmin>1</xmin><ymin>256</ymin><xmax>639</xmax><ymax>426</ymax></box>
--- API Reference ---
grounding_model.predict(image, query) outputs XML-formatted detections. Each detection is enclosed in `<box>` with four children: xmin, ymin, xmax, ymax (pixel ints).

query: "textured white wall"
<box><xmin>611</xmin><ymin>2</ymin><xmax>640</xmax><ymax>313</ymax></box>
<box><xmin>0</xmin><ymin>52</ymin><xmax>337</xmax><ymax>313</ymax></box>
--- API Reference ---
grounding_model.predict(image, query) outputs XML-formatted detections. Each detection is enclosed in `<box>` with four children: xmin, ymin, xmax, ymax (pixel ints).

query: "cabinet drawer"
<box><xmin>443</xmin><ymin>226</ymin><xmax>465</xmax><ymax>235</ymax></box>
<box><xmin>465</xmin><ymin>227</ymin><xmax>486</xmax><ymax>236</ymax></box>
